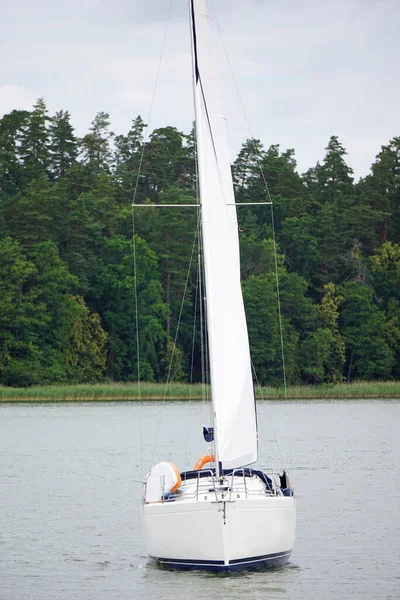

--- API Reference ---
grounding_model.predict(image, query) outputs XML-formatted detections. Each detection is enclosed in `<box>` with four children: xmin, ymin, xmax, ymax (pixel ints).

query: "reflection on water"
<box><xmin>1</xmin><ymin>400</ymin><xmax>399</xmax><ymax>600</ymax></box>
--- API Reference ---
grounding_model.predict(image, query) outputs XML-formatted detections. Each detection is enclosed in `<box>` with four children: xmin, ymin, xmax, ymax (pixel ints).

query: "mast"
<box><xmin>189</xmin><ymin>0</ymin><xmax>258</xmax><ymax>471</ymax></box>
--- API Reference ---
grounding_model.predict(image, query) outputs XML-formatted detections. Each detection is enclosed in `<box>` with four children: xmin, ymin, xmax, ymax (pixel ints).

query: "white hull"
<box><xmin>142</xmin><ymin>474</ymin><xmax>296</xmax><ymax>572</ymax></box>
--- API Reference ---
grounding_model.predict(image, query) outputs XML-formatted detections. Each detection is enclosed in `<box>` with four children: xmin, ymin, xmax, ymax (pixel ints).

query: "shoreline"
<box><xmin>1</xmin><ymin>381</ymin><xmax>400</xmax><ymax>402</ymax></box>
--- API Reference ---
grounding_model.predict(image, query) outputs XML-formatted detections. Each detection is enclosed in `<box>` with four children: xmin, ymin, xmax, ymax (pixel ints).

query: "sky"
<box><xmin>1</xmin><ymin>0</ymin><xmax>399</xmax><ymax>179</ymax></box>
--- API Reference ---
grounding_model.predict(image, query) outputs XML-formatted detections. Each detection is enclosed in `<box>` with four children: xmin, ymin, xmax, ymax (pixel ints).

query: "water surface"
<box><xmin>1</xmin><ymin>400</ymin><xmax>399</xmax><ymax>599</ymax></box>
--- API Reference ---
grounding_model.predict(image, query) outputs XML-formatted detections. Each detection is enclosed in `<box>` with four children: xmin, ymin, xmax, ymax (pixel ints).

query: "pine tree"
<box><xmin>141</xmin><ymin>126</ymin><xmax>187</xmax><ymax>197</ymax></box>
<box><xmin>314</xmin><ymin>202</ymin><xmax>340</xmax><ymax>288</ymax></box>
<box><xmin>232</xmin><ymin>138</ymin><xmax>265</xmax><ymax>190</ymax></box>
<box><xmin>0</xmin><ymin>109</ymin><xmax>30</xmax><ymax>196</ymax></box>
<box><xmin>48</xmin><ymin>110</ymin><xmax>78</xmax><ymax>179</ymax></box>
<box><xmin>365</xmin><ymin>137</ymin><xmax>400</xmax><ymax>243</ymax></box>
<box><xmin>180</xmin><ymin>124</ymin><xmax>197</xmax><ymax>191</ymax></box>
<box><xmin>8</xmin><ymin>179</ymin><xmax>60</xmax><ymax>249</ymax></box>
<box><xmin>319</xmin><ymin>136</ymin><xmax>354</xmax><ymax>206</ymax></box>
<box><xmin>80</xmin><ymin>111</ymin><xmax>114</xmax><ymax>173</ymax></box>
<box><xmin>18</xmin><ymin>98</ymin><xmax>50</xmax><ymax>184</ymax></box>
<box><xmin>114</xmin><ymin>115</ymin><xmax>146</xmax><ymax>203</ymax></box>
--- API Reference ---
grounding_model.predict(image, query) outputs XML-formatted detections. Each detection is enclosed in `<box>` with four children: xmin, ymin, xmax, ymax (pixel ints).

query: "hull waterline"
<box><xmin>142</xmin><ymin>478</ymin><xmax>296</xmax><ymax>573</ymax></box>
<box><xmin>150</xmin><ymin>550</ymin><xmax>292</xmax><ymax>572</ymax></box>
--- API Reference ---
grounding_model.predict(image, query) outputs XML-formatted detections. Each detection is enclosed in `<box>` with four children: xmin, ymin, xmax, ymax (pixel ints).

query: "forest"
<box><xmin>0</xmin><ymin>99</ymin><xmax>399</xmax><ymax>388</ymax></box>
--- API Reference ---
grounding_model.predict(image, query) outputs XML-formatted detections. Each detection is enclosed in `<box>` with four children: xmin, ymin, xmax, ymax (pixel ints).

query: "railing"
<box><xmin>226</xmin><ymin>468</ymin><xmax>277</xmax><ymax>500</ymax></box>
<box><xmin>180</xmin><ymin>469</ymin><xmax>219</xmax><ymax>502</ymax></box>
<box><xmin>143</xmin><ymin>469</ymin><xmax>291</xmax><ymax>504</ymax></box>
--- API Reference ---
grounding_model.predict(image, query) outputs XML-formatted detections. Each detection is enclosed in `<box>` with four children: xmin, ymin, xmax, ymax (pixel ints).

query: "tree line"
<box><xmin>0</xmin><ymin>99</ymin><xmax>399</xmax><ymax>387</ymax></box>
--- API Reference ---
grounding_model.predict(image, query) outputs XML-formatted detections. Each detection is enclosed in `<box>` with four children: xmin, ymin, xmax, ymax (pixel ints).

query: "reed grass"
<box><xmin>0</xmin><ymin>382</ymin><xmax>203</xmax><ymax>402</ymax></box>
<box><xmin>257</xmin><ymin>381</ymin><xmax>400</xmax><ymax>399</ymax></box>
<box><xmin>0</xmin><ymin>380</ymin><xmax>399</xmax><ymax>402</ymax></box>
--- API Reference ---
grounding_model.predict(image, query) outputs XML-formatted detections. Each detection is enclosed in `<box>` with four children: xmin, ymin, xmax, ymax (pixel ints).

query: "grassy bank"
<box><xmin>0</xmin><ymin>381</ymin><xmax>399</xmax><ymax>402</ymax></box>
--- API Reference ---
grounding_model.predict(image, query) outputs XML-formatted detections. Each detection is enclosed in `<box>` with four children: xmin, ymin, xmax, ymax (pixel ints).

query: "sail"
<box><xmin>190</xmin><ymin>0</ymin><xmax>257</xmax><ymax>469</ymax></box>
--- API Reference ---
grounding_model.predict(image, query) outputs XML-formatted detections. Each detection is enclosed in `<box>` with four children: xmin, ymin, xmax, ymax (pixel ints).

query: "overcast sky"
<box><xmin>1</xmin><ymin>0</ymin><xmax>399</xmax><ymax>179</ymax></box>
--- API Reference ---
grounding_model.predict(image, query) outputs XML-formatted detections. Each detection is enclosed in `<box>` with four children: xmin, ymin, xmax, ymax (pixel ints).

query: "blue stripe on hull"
<box><xmin>151</xmin><ymin>550</ymin><xmax>292</xmax><ymax>573</ymax></box>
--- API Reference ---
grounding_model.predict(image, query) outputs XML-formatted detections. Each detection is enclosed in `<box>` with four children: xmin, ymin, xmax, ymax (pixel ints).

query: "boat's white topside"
<box><xmin>141</xmin><ymin>467</ymin><xmax>296</xmax><ymax>570</ymax></box>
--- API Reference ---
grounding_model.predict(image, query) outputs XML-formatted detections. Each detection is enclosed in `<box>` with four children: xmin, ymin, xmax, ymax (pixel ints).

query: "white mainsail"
<box><xmin>190</xmin><ymin>0</ymin><xmax>257</xmax><ymax>469</ymax></box>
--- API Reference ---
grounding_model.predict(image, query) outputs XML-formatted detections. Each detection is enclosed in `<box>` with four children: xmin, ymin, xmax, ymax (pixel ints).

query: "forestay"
<box><xmin>190</xmin><ymin>0</ymin><xmax>257</xmax><ymax>469</ymax></box>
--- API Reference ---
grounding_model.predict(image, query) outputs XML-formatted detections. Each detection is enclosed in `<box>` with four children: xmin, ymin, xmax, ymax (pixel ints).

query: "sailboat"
<box><xmin>141</xmin><ymin>0</ymin><xmax>296</xmax><ymax>572</ymax></box>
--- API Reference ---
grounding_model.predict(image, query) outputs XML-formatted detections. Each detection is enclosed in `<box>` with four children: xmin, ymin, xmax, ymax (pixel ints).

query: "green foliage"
<box><xmin>243</xmin><ymin>272</ymin><xmax>294</xmax><ymax>384</ymax></box>
<box><xmin>63</xmin><ymin>296</ymin><xmax>107</xmax><ymax>382</ymax></box>
<box><xmin>318</xmin><ymin>136</ymin><xmax>354</xmax><ymax>205</ymax></box>
<box><xmin>310</xmin><ymin>283</ymin><xmax>345</xmax><ymax>383</ymax></box>
<box><xmin>114</xmin><ymin>115</ymin><xmax>146</xmax><ymax>203</ymax></box>
<box><xmin>0</xmin><ymin>237</ymin><xmax>107</xmax><ymax>386</ymax></box>
<box><xmin>48</xmin><ymin>110</ymin><xmax>78</xmax><ymax>179</ymax></box>
<box><xmin>243</xmin><ymin>262</ymin><xmax>323</xmax><ymax>385</ymax></box>
<box><xmin>385</xmin><ymin>299</ymin><xmax>400</xmax><ymax>379</ymax></box>
<box><xmin>146</xmin><ymin>187</ymin><xmax>198</xmax><ymax>338</ymax></box>
<box><xmin>300</xmin><ymin>328</ymin><xmax>337</xmax><ymax>383</ymax></box>
<box><xmin>0</xmin><ymin>98</ymin><xmax>399</xmax><ymax>386</ymax></box>
<box><xmin>314</xmin><ymin>202</ymin><xmax>340</xmax><ymax>288</ymax></box>
<box><xmin>281</xmin><ymin>216</ymin><xmax>321</xmax><ymax>281</ymax></box>
<box><xmin>8</xmin><ymin>178</ymin><xmax>60</xmax><ymax>249</ymax></box>
<box><xmin>240</xmin><ymin>236</ymin><xmax>280</xmax><ymax>279</ymax></box>
<box><xmin>363</xmin><ymin>138</ymin><xmax>400</xmax><ymax>243</ymax></box>
<box><xmin>159</xmin><ymin>338</ymin><xmax>186</xmax><ymax>383</ymax></box>
<box><xmin>369</xmin><ymin>241</ymin><xmax>400</xmax><ymax>305</ymax></box>
<box><xmin>0</xmin><ymin>237</ymin><xmax>38</xmax><ymax>385</ymax></box>
<box><xmin>142</xmin><ymin>126</ymin><xmax>188</xmax><ymax>196</ymax></box>
<box><xmin>80</xmin><ymin>112</ymin><xmax>114</xmax><ymax>173</ymax></box>
<box><xmin>340</xmin><ymin>282</ymin><xmax>394</xmax><ymax>381</ymax></box>
<box><xmin>0</xmin><ymin>109</ymin><xmax>30</xmax><ymax>196</ymax></box>
<box><xmin>369</xmin><ymin>243</ymin><xmax>400</xmax><ymax>378</ymax></box>
<box><xmin>18</xmin><ymin>98</ymin><xmax>50</xmax><ymax>184</ymax></box>
<box><xmin>93</xmin><ymin>235</ymin><xmax>167</xmax><ymax>381</ymax></box>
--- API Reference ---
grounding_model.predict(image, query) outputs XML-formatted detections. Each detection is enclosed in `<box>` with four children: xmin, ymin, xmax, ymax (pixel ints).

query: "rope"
<box><xmin>184</xmin><ymin>251</ymin><xmax>200</xmax><ymax>464</ymax></box>
<box><xmin>131</xmin><ymin>0</ymin><xmax>173</xmax><ymax>208</ymax></box>
<box><xmin>131</xmin><ymin>0</ymin><xmax>173</xmax><ymax>473</ymax></box>
<box><xmin>270</xmin><ymin>203</ymin><xmax>288</xmax><ymax>403</ymax></box>
<box><xmin>210</xmin><ymin>0</ymin><xmax>291</xmax><ymax>467</ymax></box>
<box><xmin>251</xmin><ymin>360</ymin><xmax>285</xmax><ymax>465</ymax></box>
<box><xmin>131</xmin><ymin>190</ymin><xmax>143</xmax><ymax>469</ymax></box>
<box><xmin>150</xmin><ymin>223</ymin><xmax>200</xmax><ymax>466</ymax></box>
<box><xmin>191</xmin><ymin>119</ymin><xmax>212</xmax><ymax>432</ymax></box>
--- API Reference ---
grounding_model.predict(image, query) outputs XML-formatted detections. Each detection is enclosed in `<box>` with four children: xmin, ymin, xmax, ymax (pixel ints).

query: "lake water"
<box><xmin>1</xmin><ymin>400</ymin><xmax>399</xmax><ymax>600</ymax></box>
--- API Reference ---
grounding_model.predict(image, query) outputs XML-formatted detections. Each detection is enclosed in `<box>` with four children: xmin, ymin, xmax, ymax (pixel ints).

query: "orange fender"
<box><xmin>193</xmin><ymin>454</ymin><xmax>216</xmax><ymax>471</ymax></box>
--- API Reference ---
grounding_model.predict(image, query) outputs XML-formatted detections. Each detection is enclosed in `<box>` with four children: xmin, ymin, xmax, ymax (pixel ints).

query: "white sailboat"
<box><xmin>141</xmin><ymin>0</ymin><xmax>296</xmax><ymax>572</ymax></box>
